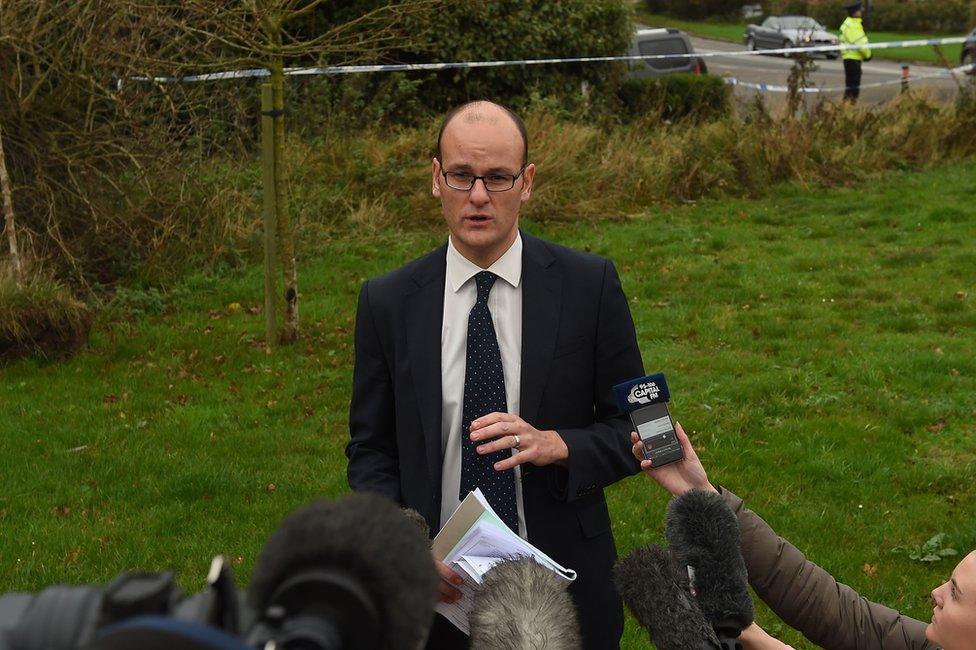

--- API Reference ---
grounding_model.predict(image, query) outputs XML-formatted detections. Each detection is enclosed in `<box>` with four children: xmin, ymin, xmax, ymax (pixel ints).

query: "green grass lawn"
<box><xmin>636</xmin><ymin>10</ymin><xmax>965</xmax><ymax>65</ymax></box>
<box><xmin>3</xmin><ymin>162</ymin><xmax>976</xmax><ymax>648</ymax></box>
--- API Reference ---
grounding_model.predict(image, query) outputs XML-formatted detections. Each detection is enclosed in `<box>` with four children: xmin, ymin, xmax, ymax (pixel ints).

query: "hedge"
<box><xmin>645</xmin><ymin>0</ymin><xmax>746</xmax><ymax>20</ymax></box>
<box><xmin>617</xmin><ymin>73</ymin><xmax>733</xmax><ymax>122</ymax></box>
<box><xmin>761</xmin><ymin>0</ymin><xmax>972</xmax><ymax>33</ymax></box>
<box><xmin>298</xmin><ymin>0</ymin><xmax>634</xmax><ymax>128</ymax></box>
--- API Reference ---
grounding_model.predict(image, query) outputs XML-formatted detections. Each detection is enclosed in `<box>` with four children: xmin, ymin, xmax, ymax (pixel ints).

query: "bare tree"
<box><xmin>145</xmin><ymin>0</ymin><xmax>438</xmax><ymax>344</ymax></box>
<box><xmin>1</xmin><ymin>0</ymin><xmax>436</xmax><ymax>344</ymax></box>
<box><xmin>0</xmin><ymin>114</ymin><xmax>22</xmax><ymax>285</ymax></box>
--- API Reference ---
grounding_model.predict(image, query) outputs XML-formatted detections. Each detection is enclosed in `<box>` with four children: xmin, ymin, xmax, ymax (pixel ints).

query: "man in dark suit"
<box><xmin>346</xmin><ymin>100</ymin><xmax>644</xmax><ymax>649</ymax></box>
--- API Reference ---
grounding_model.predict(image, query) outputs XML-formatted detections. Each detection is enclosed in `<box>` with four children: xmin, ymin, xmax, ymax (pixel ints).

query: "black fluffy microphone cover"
<box><xmin>247</xmin><ymin>492</ymin><xmax>439</xmax><ymax>650</ymax></box>
<box><xmin>665</xmin><ymin>489</ymin><xmax>755</xmax><ymax>635</ymax></box>
<box><xmin>615</xmin><ymin>545</ymin><xmax>720</xmax><ymax>650</ymax></box>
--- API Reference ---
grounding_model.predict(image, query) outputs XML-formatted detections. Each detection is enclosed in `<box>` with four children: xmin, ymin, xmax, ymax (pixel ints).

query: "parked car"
<box><xmin>628</xmin><ymin>28</ymin><xmax>707</xmax><ymax>78</ymax></box>
<box><xmin>744</xmin><ymin>16</ymin><xmax>839</xmax><ymax>58</ymax></box>
<box><xmin>963</xmin><ymin>28</ymin><xmax>976</xmax><ymax>74</ymax></box>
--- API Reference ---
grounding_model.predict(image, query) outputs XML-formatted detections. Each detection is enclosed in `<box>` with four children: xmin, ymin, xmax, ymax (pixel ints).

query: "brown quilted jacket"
<box><xmin>721</xmin><ymin>488</ymin><xmax>936</xmax><ymax>650</ymax></box>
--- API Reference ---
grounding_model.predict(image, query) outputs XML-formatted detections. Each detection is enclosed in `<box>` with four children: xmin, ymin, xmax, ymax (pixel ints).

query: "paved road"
<box><xmin>690</xmin><ymin>36</ymin><xmax>965</xmax><ymax>107</ymax></box>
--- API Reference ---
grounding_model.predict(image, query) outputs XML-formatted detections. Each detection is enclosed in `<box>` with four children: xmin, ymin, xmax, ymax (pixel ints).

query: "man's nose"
<box><xmin>932</xmin><ymin>584</ymin><xmax>944</xmax><ymax>607</ymax></box>
<box><xmin>468</xmin><ymin>178</ymin><xmax>491</xmax><ymax>204</ymax></box>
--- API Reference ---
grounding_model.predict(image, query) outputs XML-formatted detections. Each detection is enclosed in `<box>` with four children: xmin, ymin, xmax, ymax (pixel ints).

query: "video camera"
<box><xmin>0</xmin><ymin>493</ymin><xmax>439</xmax><ymax>650</ymax></box>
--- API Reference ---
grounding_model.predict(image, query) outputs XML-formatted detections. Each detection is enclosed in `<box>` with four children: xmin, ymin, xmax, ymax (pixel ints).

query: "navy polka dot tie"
<box><xmin>459</xmin><ymin>271</ymin><xmax>518</xmax><ymax>532</ymax></box>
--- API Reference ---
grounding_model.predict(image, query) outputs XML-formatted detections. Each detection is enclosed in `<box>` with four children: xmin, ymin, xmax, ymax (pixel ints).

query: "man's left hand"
<box><xmin>469</xmin><ymin>412</ymin><xmax>568</xmax><ymax>471</ymax></box>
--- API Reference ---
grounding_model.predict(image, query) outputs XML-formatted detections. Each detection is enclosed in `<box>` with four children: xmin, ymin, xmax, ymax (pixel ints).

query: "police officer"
<box><xmin>840</xmin><ymin>2</ymin><xmax>872</xmax><ymax>102</ymax></box>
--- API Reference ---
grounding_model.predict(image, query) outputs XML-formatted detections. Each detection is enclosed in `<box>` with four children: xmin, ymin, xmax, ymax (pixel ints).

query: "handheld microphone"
<box><xmin>469</xmin><ymin>557</ymin><xmax>580</xmax><ymax>650</ymax></box>
<box><xmin>665</xmin><ymin>490</ymin><xmax>754</xmax><ymax>641</ymax></box>
<box><xmin>612</xmin><ymin>372</ymin><xmax>671</xmax><ymax>412</ymax></box>
<box><xmin>613</xmin><ymin>372</ymin><xmax>683</xmax><ymax>468</ymax></box>
<box><xmin>615</xmin><ymin>545</ymin><xmax>720</xmax><ymax>650</ymax></box>
<box><xmin>246</xmin><ymin>492</ymin><xmax>439</xmax><ymax>650</ymax></box>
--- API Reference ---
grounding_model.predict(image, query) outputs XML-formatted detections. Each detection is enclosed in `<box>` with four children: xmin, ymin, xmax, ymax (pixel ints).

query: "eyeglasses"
<box><xmin>441</xmin><ymin>165</ymin><xmax>526</xmax><ymax>192</ymax></box>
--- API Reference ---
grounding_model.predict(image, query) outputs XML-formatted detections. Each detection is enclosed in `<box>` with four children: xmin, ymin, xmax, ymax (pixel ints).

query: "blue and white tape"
<box><xmin>129</xmin><ymin>35</ymin><xmax>972</xmax><ymax>84</ymax></box>
<box><xmin>728</xmin><ymin>63</ymin><xmax>975</xmax><ymax>94</ymax></box>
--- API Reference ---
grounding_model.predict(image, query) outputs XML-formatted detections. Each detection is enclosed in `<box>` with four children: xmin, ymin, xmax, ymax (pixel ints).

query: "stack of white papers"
<box><xmin>431</xmin><ymin>489</ymin><xmax>577</xmax><ymax>634</ymax></box>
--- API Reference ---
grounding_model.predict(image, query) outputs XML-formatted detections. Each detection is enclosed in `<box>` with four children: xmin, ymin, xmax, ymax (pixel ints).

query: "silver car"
<box><xmin>745</xmin><ymin>16</ymin><xmax>840</xmax><ymax>59</ymax></box>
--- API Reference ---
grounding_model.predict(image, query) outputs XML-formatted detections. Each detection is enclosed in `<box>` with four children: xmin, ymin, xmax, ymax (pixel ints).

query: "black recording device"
<box><xmin>613</xmin><ymin>372</ymin><xmax>683</xmax><ymax>468</ymax></box>
<box><xmin>615</xmin><ymin>490</ymin><xmax>755</xmax><ymax>650</ymax></box>
<box><xmin>616</xmin><ymin>545</ymin><xmax>720</xmax><ymax>650</ymax></box>
<box><xmin>0</xmin><ymin>493</ymin><xmax>439</xmax><ymax>650</ymax></box>
<box><xmin>666</xmin><ymin>489</ymin><xmax>754</xmax><ymax>645</ymax></box>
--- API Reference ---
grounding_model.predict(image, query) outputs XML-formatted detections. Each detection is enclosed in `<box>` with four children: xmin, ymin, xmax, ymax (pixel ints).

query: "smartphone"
<box><xmin>630</xmin><ymin>402</ymin><xmax>683</xmax><ymax>468</ymax></box>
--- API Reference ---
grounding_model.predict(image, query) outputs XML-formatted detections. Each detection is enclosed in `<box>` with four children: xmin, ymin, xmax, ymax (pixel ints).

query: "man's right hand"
<box><xmin>435</xmin><ymin>556</ymin><xmax>463</xmax><ymax>604</ymax></box>
<box><xmin>631</xmin><ymin>422</ymin><xmax>717</xmax><ymax>497</ymax></box>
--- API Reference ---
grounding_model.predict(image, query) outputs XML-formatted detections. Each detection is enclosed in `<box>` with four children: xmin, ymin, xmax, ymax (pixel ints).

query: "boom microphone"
<box><xmin>615</xmin><ymin>545</ymin><xmax>720</xmax><ymax>650</ymax></box>
<box><xmin>246</xmin><ymin>492</ymin><xmax>439</xmax><ymax>650</ymax></box>
<box><xmin>469</xmin><ymin>558</ymin><xmax>581</xmax><ymax>650</ymax></box>
<box><xmin>665</xmin><ymin>490</ymin><xmax>754</xmax><ymax>640</ymax></box>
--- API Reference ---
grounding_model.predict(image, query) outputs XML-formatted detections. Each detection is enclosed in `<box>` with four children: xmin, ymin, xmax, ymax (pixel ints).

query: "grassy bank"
<box><xmin>197</xmin><ymin>91</ymin><xmax>976</xmax><ymax>251</ymax></box>
<box><xmin>3</xmin><ymin>160</ymin><xmax>975</xmax><ymax>648</ymax></box>
<box><xmin>636</xmin><ymin>10</ymin><xmax>965</xmax><ymax>64</ymax></box>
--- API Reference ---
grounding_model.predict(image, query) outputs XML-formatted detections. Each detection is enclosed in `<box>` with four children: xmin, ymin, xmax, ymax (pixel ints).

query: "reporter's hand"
<box><xmin>740</xmin><ymin>622</ymin><xmax>796</xmax><ymax>649</ymax></box>
<box><xmin>434</xmin><ymin>556</ymin><xmax>463</xmax><ymax>604</ymax></box>
<box><xmin>631</xmin><ymin>422</ymin><xmax>716</xmax><ymax>496</ymax></box>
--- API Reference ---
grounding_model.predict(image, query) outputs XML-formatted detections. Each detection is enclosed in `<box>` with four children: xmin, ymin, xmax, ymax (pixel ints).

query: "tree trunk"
<box><xmin>270</xmin><ymin>58</ymin><xmax>299</xmax><ymax>345</ymax></box>
<box><xmin>0</xmin><ymin>115</ymin><xmax>24</xmax><ymax>285</ymax></box>
<box><xmin>260</xmin><ymin>83</ymin><xmax>279</xmax><ymax>346</ymax></box>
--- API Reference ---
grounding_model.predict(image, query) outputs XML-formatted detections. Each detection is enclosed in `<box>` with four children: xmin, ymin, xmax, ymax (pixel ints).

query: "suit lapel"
<box><xmin>405</xmin><ymin>247</ymin><xmax>447</xmax><ymax>488</ymax></box>
<box><xmin>520</xmin><ymin>233</ymin><xmax>561</xmax><ymax>427</ymax></box>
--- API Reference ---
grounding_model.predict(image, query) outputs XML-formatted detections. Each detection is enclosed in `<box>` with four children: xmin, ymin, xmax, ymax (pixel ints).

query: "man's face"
<box><xmin>926</xmin><ymin>551</ymin><xmax>976</xmax><ymax>649</ymax></box>
<box><xmin>432</xmin><ymin>109</ymin><xmax>535</xmax><ymax>268</ymax></box>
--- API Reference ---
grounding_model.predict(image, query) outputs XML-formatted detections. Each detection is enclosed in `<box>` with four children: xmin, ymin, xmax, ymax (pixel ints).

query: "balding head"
<box><xmin>436</xmin><ymin>101</ymin><xmax>528</xmax><ymax>166</ymax></box>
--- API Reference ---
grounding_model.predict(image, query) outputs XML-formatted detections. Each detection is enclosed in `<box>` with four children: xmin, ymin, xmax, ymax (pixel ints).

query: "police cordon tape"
<box><xmin>130</xmin><ymin>35</ymin><xmax>973</xmax><ymax>85</ymax></box>
<box><xmin>729</xmin><ymin>63</ymin><xmax>975</xmax><ymax>93</ymax></box>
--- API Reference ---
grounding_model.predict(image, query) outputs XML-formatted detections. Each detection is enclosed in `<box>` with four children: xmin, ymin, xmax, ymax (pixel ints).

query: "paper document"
<box><xmin>432</xmin><ymin>489</ymin><xmax>577</xmax><ymax>635</ymax></box>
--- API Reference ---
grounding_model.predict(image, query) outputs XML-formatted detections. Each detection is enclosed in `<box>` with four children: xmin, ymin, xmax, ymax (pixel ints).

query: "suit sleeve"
<box><xmin>346</xmin><ymin>281</ymin><xmax>401</xmax><ymax>502</ymax></box>
<box><xmin>721</xmin><ymin>488</ymin><xmax>932</xmax><ymax>650</ymax></box>
<box><xmin>553</xmin><ymin>259</ymin><xmax>644</xmax><ymax>502</ymax></box>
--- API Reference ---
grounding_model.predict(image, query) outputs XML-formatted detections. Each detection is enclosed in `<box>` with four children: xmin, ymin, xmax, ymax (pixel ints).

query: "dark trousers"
<box><xmin>843</xmin><ymin>58</ymin><xmax>862</xmax><ymax>102</ymax></box>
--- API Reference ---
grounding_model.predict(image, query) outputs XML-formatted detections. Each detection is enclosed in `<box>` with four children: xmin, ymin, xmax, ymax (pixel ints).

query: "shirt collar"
<box><xmin>446</xmin><ymin>232</ymin><xmax>523</xmax><ymax>293</ymax></box>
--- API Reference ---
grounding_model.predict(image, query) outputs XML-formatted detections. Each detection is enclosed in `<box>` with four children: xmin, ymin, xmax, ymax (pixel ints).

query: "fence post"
<box><xmin>901</xmin><ymin>65</ymin><xmax>910</xmax><ymax>93</ymax></box>
<box><xmin>261</xmin><ymin>83</ymin><xmax>278</xmax><ymax>346</ymax></box>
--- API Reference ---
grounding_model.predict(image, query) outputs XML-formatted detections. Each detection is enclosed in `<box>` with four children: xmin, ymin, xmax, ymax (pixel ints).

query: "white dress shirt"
<box><xmin>439</xmin><ymin>233</ymin><xmax>526</xmax><ymax>538</ymax></box>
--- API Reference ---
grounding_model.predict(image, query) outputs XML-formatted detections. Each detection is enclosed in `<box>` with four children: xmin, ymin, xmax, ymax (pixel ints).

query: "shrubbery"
<box><xmin>618</xmin><ymin>74</ymin><xmax>732</xmax><ymax>122</ymax></box>
<box><xmin>645</xmin><ymin>0</ymin><xmax>745</xmax><ymax>21</ymax></box>
<box><xmin>761</xmin><ymin>0</ymin><xmax>972</xmax><ymax>33</ymax></box>
<box><xmin>0</xmin><ymin>273</ymin><xmax>91</xmax><ymax>361</ymax></box>
<box><xmin>1</xmin><ymin>0</ymin><xmax>634</xmax><ymax>288</ymax></box>
<box><xmin>299</xmin><ymin>0</ymin><xmax>633</xmax><ymax>129</ymax></box>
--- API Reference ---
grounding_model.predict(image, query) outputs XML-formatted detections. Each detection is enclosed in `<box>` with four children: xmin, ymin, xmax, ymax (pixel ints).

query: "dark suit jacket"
<box><xmin>347</xmin><ymin>231</ymin><xmax>644</xmax><ymax>649</ymax></box>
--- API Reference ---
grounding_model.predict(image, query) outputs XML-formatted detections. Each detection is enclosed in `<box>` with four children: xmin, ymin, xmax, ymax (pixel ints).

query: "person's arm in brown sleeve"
<box><xmin>720</xmin><ymin>488</ymin><xmax>933</xmax><ymax>650</ymax></box>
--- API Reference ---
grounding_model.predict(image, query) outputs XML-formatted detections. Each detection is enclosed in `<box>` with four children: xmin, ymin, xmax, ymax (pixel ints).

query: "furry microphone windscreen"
<box><xmin>469</xmin><ymin>557</ymin><xmax>582</xmax><ymax>650</ymax></box>
<box><xmin>615</xmin><ymin>545</ymin><xmax>720</xmax><ymax>650</ymax></box>
<box><xmin>665</xmin><ymin>489</ymin><xmax>755</xmax><ymax>634</ymax></box>
<box><xmin>246</xmin><ymin>492</ymin><xmax>439</xmax><ymax>650</ymax></box>
<box><xmin>400</xmin><ymin>507</ymin><xmax>431</xmax><ymax>542</ymax></box>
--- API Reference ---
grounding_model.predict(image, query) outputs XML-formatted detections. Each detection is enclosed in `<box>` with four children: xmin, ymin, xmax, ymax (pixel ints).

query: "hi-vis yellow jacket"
<box><xmin>839</xmin><ymin>17</ymin><xmax>871</xmax><ymax>61</ymax></box>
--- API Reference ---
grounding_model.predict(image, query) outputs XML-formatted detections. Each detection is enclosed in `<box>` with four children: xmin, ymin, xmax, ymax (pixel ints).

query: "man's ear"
<box><xmin>519</xmin><ymin>163</ymin><xmax>536</xmax><ymax>203</ymax></box>
<box><xmin>432</xmin><ymin>158</ymin><xmax>442</xmax><ymax>198</ymax></box>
